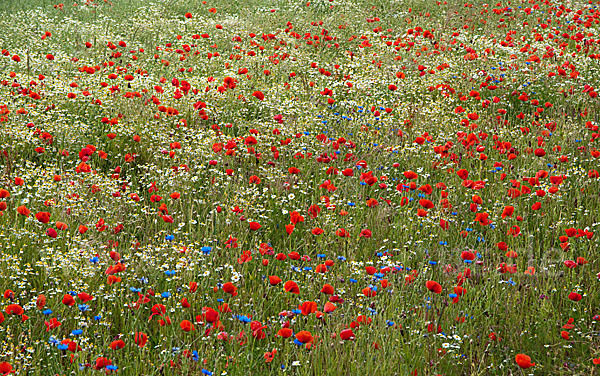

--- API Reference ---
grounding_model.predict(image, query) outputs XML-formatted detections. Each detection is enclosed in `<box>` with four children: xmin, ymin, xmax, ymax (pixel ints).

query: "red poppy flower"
<box><xmin>426</xmin><ymin>280</ymin><xmax>442</xmax><ymax>294</ymax></box>
<box><xmin>134</xmin><ymin>332</ymin><xmax>148</xmax><ymax>347</ymax></box>
<box><xmin>320</xmin><ymin>284</ymin><xmax>334</xmax><ymax>294</ymax></box>
<box><xmin>77</xmin><ymin>292</ymin><xmax>93</xmax><ymax>302</ymax></box>
<box><xmin>312</xmin><ymin>227</ymin><xmax>324</xmax><ymax>235</ymax></box>
<box><xmin>36</xmin><ymin>294</ymin><xmax>46</xmax><ymax>309</ymax></box>
<box><xmin>565</xmin><ymin>228</ymin><xmax>577</xmax><ymax>237</ymax></box>
<box><xmin>501</xmin><ymin>206</ymin><xmax>514</xmax><ymax>218</ymax></box>
<box><xmin>180</xmin><ymin>320</ymin><xmax>195</xmax><ymax>332</ymax></box>
<box><xmin>45</xmin><ymin>318</ymin><xmax>61</xmax><ymax>331</ymax></box>
<box><xmin>5</xmin><ymin>304</ymin><xmax>23</xmax><ymax>315</ymax></box>
<box><xmin>362</xmin><ymin>287</ymin><xmax>377</xmax><ymax>297</ymax></box>
<box><xmin>308</xmin><ymin>204</ymin><xmax>321</xmax><ymax>218</ymax></box>
<box><xmin>340</xmin><ymin>329</ymin><xmax>355</xmax><ymax>340</ymax></box>
<box><xmin>35</xmin><ymin>211</ymin><xmax>51</xmax><ymax>224</ymax></box>
<box><xmin>285</xmin><ymin>224</ymin><xmax>295</xmax><ymax>235</ymax></box>
<box><xmin>568</xmin><ymin>292</ymin><xmax>582</xmax><ymax>301</ymax></box>
<box><xmin>264</xmin><ymin>349</ymin><xmax>277</xmax><ymax>363</ymax></box>
<box><xmin>277</xmin><ymin>328</ymin><xmax>293</xmax><ymax>338</ymax></box>
<box><xmin>17</xmin><ymin>205</ymin><xmax>30</xmax><ymax>217</ymax></box>
<box><xmin>456</xmin><ymin>169</ymin><xmax>469</xmax><ymax>180</ymax></box>
<box><xmin>62</xmin><ymin>294</ymin><xmax>75</xmax><ymax>306</ymax></box>
<box><xmin>324</xmin><ymin>302</ymin><xmax>336</xmax><ymax>313</ymax></box>
<box><xmin>205</xmin><ymin>308</ymin><xmax>219</xmax><ymax>323</ymax></box>
<box><xmin>299</xmin><ymin>301</ymin><xmax>317</xmax><ymax>315</ymax></box>
<box><xmin>419</xmin><ymin>199</ymin><xmax>434</xmax><ymax>209</ymax></box>
<box><xmin>250</xmin><ymin>320</ymin><xmax>266</xmax><ymax>339</ymax></box>
<box><xmin>284</xmin><ymin>280</ymin><xmax>300</xmax><ymax>294</ymax></box>
<box><xmin>295</xmin><ymin>331</ymin><xmax>313</xmax><ymax>343</ymax></box>
<box><xmin>359</xmin><ymin>229</ymin><xmax>372</xmax><ymax>238</ymax></box>
<box><xmin>515</xmin><ymin>354</ymin><xmax>535</xmax><ymax>369</ymax></box>
<box><xmin>110</xmin><ymin>339</ymin><xmax>125</xmax><ymax>350</ymax></box>
<box><xmin>440</xmin><ymin>219</ymin><xmax>449</xmax><ymax>230</ymax></box>
<box><xmin>46</xmin><ymin>228</ymin><xmax>58</xmax><ymax>238</ymax></box>
<box><xmin>403</xmin><ymin>170</ymin><xmax>418</xmax><ymax>179</ymax></box>
<box><xmin>222</xmin><ymin>282</ymin><xmax>238</xmax><ymax>296</ymax></box>
<box><xmin>0</xmin><ymin>362</ymin><xmax>13</xmax><ymax>375</ymax></box>
<box><xmin>461</xmin><ymin>251</ymin><xmax>475</xmax><ymax>261</ymax></box>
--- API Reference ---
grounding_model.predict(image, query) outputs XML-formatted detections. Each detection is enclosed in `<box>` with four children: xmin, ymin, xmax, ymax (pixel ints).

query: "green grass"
<box><xmin>0</xmin><ymin>0</ymin><xmax>600</xmax><ymax>374</ymax></box>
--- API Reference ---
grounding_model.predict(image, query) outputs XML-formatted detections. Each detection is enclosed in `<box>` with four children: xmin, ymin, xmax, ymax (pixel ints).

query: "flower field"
<box><xmin>0</xmin><ymin>0</ymin><xmax>600</xmax><ymax>374</ymax></box>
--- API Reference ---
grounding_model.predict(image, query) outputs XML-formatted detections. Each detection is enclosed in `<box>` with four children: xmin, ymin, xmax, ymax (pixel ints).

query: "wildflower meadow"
<box><xmin>0</xmin><ymin>0</ymin><xmax>599</xmax><ymax>374</ymax></box>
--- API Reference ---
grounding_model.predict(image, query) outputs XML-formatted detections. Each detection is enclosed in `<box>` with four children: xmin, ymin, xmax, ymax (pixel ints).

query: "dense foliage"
<box><xmin>0</xmin><ymin>0</ymin><xmax>600</xmax><ymax>374</ymax></box>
